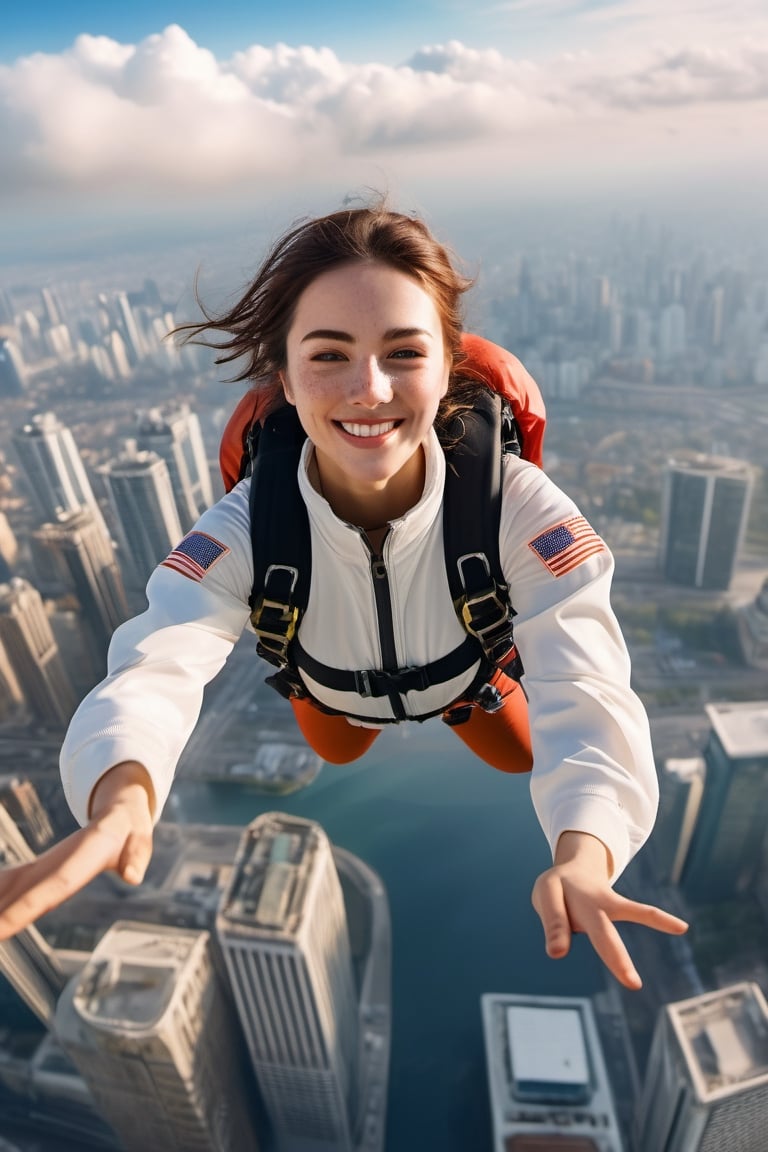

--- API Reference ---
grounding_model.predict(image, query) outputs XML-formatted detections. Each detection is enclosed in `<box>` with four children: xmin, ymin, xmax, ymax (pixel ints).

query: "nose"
<box><xmin>348</xmin><ymin>356</ymin><xmax>393</xmax><ymax>406</ymax></box>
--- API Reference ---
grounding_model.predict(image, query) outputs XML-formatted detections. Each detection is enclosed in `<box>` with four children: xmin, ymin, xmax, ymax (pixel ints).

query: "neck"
<box><xmin>310</xmin><ymin>447</ymin><xmax>426</xmax><ymax>529</ymax></box>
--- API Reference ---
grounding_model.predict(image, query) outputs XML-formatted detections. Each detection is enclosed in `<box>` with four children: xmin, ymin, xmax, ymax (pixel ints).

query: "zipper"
<box><xmin>365</xmin><ymin>530</ymin><xmax>406</xmax><ymax>721</ymax></box>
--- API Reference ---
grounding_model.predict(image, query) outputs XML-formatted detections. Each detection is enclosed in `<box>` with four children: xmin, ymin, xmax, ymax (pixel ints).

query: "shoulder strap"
<box><xmin>441</xmin><ymin>389</ymin><xmax>523</xmax><ymax>679</ymax></box>
<box><xmin>247</xmin><ymin>404</ymin><xmax>311</xmax><ymax>669</ymax></box>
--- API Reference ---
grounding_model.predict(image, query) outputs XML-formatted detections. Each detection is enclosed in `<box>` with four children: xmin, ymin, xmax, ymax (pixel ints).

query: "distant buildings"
<box><xmin>636</xmin><ymin>983</ymin><xmax>768</xmax><ymax>1152</ymax></box>
<box><xmin>136</xmin><ymin>404</ymin><xmax>213</xmax><ymax>530</ymax></box>
<box><xmin>12</xmin><ymin>412</ymin><xmax>109</xmax><ymax>539</ymax></box>
<box><xmin>660</xmin><ymin>454</ymin><xmax>754</xmax><ymax>591</ymax></box>
<box><xmin>653</xmin><ymin>756</ymin><xmax>706</xmax><ymax>886</ymax></box>
<box><xmin>680</xmin><ymin>702</ymin><xmax>768</xmax><ymax>901</ymax></box>
<box><xmin>0</xmin><ymin>578</ymin><xmax>77</xmax><ymax>727</ymax></box>
<box><xmin>100</xmin><ymin>448</ymin><xmax>182</xmax><ymax>589</ymax></box>
<box><xmin>481</xmin><ymin>992</ymin><xmax>624</xmax><ymax>1151</ymax></box>
<box><xmin>55</xmin><ymin>920</ymin><xmax>261</xmax><ymax>1152</ymax></box>
<box><xmin>32</xmin><ymin>509</ymin><xmax>128</xmax><ymax>670</ymax></box>
<box><xmin>216</xmin><ymin>813</ymin><xmax>361</xmax><ymax>1152</ymax></box>
<box><xmin>737</xmin><ymin>577</ymin><xmax>768</xmax><ymax>671</ymax></box>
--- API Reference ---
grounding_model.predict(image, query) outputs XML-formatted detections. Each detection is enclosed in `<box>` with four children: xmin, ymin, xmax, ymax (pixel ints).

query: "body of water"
<box><xmin>172</xmin><ymin>718</ymin><xmax>603</xmax><ymax>1151</ymax></box>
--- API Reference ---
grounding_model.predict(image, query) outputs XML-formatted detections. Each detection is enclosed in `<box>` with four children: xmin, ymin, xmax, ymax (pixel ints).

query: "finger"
<box><xmin>532</xmin><ymin>873</ymin><xmax>572</xmax><ymax>959</ymax></box>
<box><xmin>0</xmin><ymin>823</ymin><xmax>124</xmax><ymax>939</ymax></box>
<box><xmin>118</xmin><ymin>831</ymin><xmax>154</xmax><ymax>885</ymax></box>
<box><xmin>606</xmin><ymin>895</ymin><xmax>688</xmax><ymax>935</ymax></box>
<box><xmin>584</xmin><ymin>911</ymin><xmax>642</xmax><ymax>990</ymax></box>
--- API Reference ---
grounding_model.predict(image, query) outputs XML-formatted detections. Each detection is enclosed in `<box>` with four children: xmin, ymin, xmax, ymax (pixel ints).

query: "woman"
<box><xmin>0</xmin><ymin>205</ymin><xmax>686</xmax><ymax>986</ymax></box>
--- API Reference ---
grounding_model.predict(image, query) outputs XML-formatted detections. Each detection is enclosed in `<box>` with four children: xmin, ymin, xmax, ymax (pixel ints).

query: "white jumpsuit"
<box><xmin>60</xmin><ymin>429</ymin><xmax>658</xmax><ymax>882</ymax></box>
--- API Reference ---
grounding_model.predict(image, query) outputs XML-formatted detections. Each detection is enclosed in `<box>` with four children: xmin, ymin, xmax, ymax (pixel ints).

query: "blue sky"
<box><xmin>1</xmin><ymin>1</ymin><xmax>623</xmax><ymax>64</ymax></box>
<box><xmin>1</xmin><ymin>1</ymin><xmax>766</xmax><ymax>248</ymax></box>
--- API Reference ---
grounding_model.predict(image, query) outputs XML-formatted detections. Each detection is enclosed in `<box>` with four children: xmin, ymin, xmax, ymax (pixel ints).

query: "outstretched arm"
<box><xmin>0</xmin><ymin>762</ymin><xmax>154</xmax><ymax>942</ymax></box>
<box><xmin>531</xmin><ymin>830</ymin><xmax>688</xmax><ymax>989</ymax></box>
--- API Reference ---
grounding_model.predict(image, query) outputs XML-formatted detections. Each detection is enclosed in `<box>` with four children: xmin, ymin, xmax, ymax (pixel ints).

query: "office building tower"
<box><xmin>737</xmin><ymin>577</ymin><xmax>768</xmax><ymax>670</ymax></box>
<box><xmin>660</xmin><ymin>453</ymin><xmax>754</xmax><ymax>591</ymax></box>
<box><xmin>136</xmin><ymin>405</ymin><xmax>213</xmax><ymax>529</ymax></box>
<box><xmin>0</xmin><ymin>637</ymin><xmax>24</xmax><ymax>722</ymax></box>
<box><xmin>0</xmin><ymin>804</ymin><xmax>66</xmax><ymax>1027</ymax></box>
<box><xmin>653</xmin><ymin>757</ymin><xmax>706</xmax><ymax>885</ymax></box>
<box><xmin>11</xmin><ymin>411</ymin><xmax>109</xmax><ymax>536</ymax></box>
<box><xmin>0</xmin><ymin>578</ymin><xmax>77</xmax><ymax>727</ymax></box>
<box><xmin>636</xmin><ymin>983</ymin><xmax>768</xmax><ymax>1152</ymax></box>
<box><xmin>41</xmin><ymin>286</ymin><xmax>63</xmax><ymax>328</ymax></box>
<box><xmin>0</xmin><ymin>511</ymin><xmax>19</xmax><ymax>581</ymax></box>
<box><xmin>0</xmin><ymin>774</ymin><xmax>53</xmax><ymax>852</ymax></box>
<box><xmin>482</xmin><ymin>993</ymin><xmax>624</xmax><ymax>1151</ymax></box>
<box><xmin>115</xmin><ymin>291</ymin><xmax>145</xmax><ymax>363</ymax></box>
<box><xmin>33</xmin><ymin>509</ymin><xmax>128</xmax><ymax>666</ymax></box>
<box><xmin>106</xmin><ymin>329</ymin><xmax>131</xmax><ymax>378</ymax></box>
<box><xmin>100</xmin><ymin>449</ymin><xmax>182</xmax><ymax>588</ymax></box>
<box><xmin>658</xmin><ymin>302</ymin><xmax>687</xmax><ymax>359</ymax></box>
<box><xmin>0</xmin><ymin>336</ymin><xmax>27</xmax><ymax>395</ymax></box>
<box><xmin>216</xmin><ymin>813</ymin><xmax>360</xmax><ymax>1152</ymax></box>
<box><xmin>55</xmin><ymin>920</ymin><xmax>260</xmax><ymax>1152</ymax></box>
<box><xmin>681</xmin><ymin>702</ymin><xmax>768</xmax><ymax>901</ymax></box>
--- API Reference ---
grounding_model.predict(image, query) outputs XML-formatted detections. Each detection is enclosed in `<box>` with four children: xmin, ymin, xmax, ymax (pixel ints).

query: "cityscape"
<box><xmin>0</xmin><ymin>199</ymin><xmax>768</xmax><ymax>1152</ymax></box>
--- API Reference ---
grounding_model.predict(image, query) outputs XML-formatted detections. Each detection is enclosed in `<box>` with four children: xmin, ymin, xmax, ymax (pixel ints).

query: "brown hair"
<box><xmin>174</xmin><ymin>204</ymin><xmax>474</xmax><ymax>387</ymax></box>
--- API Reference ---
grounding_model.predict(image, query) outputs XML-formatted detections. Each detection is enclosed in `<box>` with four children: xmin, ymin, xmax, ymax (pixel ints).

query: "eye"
<box><xmin>389</xmin><ymin>348</ymin><xmax>423</xmax><ymax>360</ymax></box>
<box><xmin>311</xmin><ymin>350</ymin><xmax>347</xmax><ymax>362</ymax></box>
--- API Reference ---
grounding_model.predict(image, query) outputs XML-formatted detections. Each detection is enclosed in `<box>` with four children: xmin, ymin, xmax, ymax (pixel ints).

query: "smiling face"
<box><xmin>281</xmin><ymin>260</ymin><xmax>450</xmax><ymax>526</ymax></box>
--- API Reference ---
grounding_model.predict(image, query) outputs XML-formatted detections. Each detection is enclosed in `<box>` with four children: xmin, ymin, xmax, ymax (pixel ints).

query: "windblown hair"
<box><xmin>175</xmin><ymin>202</ymin><xmax>479</xmax><ymax>379</ymax></box>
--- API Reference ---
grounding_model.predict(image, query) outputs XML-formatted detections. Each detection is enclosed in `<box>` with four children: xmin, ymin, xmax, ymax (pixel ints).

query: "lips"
<box><xmin>337</xmin><ymin>420</ymin><xmax>402</xmax><ymax>438</ymax></box>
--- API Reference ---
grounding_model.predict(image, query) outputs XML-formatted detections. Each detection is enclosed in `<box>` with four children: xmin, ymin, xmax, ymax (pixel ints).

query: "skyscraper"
<box><xmin>0</xmin><ymin>804</ymin><xmax>66</xmax><ymax>1027</ymax></box>
<box><xmin>33</xmin><ymin>508</ymin><xmax>128</xmax><ymax>667</ymax></box>
<box><xmin>136</xmin><ymin>404</ymin><xmax>213</xmax><ymax>530</ymax></box>
<box><xmin>216</xmin><ymin>813</ymin><xmax>360</xmax><ymax>1152</ymax></box>
<box><xmin>481</xmin><ymin>992</ymin><xmax>624</xmax><ymax>1151</ymax></box>
<box><xmin>681</xmin><ymin>702</ymin><xmax>768</xmax><ymax>901</ymax></box>
<box><xmin>0</xmin><ymin>774</ymin><xmax>53</xmax><ymax>853</ymax></box>
<box><xmin>653</xmin><ymin>756</ymin><xmax>706</xmax><ymax>886</ymax></box>
<box><xmin>0</xmin><ymin>578</ymin><xmax>77</xmax><ymax>727</ymax></box>
<box><xmin>660</xmin><ymin>453</ymin><xmax>754</xmax><ymax>590</ymax></box>
<box><xmin>100</xmin><ymin>449</ymin><xmax>182</xmax><ymax>588</ymax></box>
<box><xmin>11</xmin><ymin>412</ymin><xmax>108</xmax><ymax>536</ymax></box>
<box><xmin>55</xmin><ymin>920</ymin><xmax>260</xmax><ymax>1152</ymax></box>
<box><xmin>636</xmin><ymin>983</ymin><xmax>768</xmax><ymax>1152</ymax></box>
<box><xmin>0</xmin><ymin>336</ymin><xmax>27</xmax><ymax>395</ymax></box>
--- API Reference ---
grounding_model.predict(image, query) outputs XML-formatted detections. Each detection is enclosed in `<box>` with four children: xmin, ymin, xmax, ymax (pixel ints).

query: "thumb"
<box><xmin>118</xmin><ymin>831</ymin><xmax>154</xmax><ymax>886</ymax></box>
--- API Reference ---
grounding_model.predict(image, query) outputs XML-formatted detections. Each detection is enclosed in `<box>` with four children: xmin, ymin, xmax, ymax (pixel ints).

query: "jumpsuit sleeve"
<box><xmin>60</xmin><ymin>482</ymin><xmax>254</xmax><ymax>827</ymax></box>
<box><xmin>499</xmin><ymin>458</ymin><xmax>658</xmax><ymax>882</ymax></box>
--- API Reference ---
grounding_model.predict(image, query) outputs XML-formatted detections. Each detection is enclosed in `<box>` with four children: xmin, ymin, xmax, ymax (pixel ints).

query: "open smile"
<box><xmin>335</xmin><ymin>419</ymin><xmax>403</xmax><ymax>438</ymax></box>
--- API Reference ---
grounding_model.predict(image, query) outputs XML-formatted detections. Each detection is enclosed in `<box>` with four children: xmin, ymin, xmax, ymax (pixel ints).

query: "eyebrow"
<box><xmin>300</xmin><ymin>327</ymin><xmax>434</xmax><ymax>343</ymax></box>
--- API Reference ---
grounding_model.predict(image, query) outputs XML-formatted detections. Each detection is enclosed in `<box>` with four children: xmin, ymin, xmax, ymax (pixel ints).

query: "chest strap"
<box><xmin>292</xmin><ymin>633</ymin><xmax>481</xmax><ymax>700</ymax></box>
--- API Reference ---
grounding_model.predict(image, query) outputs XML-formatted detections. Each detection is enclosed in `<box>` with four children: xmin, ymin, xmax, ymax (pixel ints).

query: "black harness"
<box><xmin>245</xmin><ymin>389</ymin><xmax>524</xmax><ymax>724</ymax></box>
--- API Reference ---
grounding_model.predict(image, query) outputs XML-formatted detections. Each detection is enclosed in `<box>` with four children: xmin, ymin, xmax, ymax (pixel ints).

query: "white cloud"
<box><xmin>0</xmin><ymin>22</ymin><xmax>765</xmax><ymax>208</ymax></box>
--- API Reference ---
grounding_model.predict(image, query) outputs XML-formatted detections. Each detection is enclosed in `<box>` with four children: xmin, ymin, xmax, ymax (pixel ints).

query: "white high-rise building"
<box><xmin>216</xmin><ymin>813</ymin><xmax>359</xmax><ymax>1151</ymax></box>
<box><xmin>136</xmin><ymin>404</ymin><xmax>213</xmax><ymax>530</ymax></box>
<box><xmin>0</xmin><ymin>578</ymin><xmax>77</xmax><ymax>727</ymax></box>
<box><xmin>636</xmin><ymin>983</ymin><xmax>768</xmax><ymax>1151</ymax></box>
<box><xmin>12</xmin><ymin>412</ymin><xmax>109</xmax><ymax>537</ymax></box>
<box><xmin>33</xmin><ymin>508</ymin><xmax>128</xmax><ymax>666</ymax></box>
<box><xmin>55</xmin><ymin>920</ymin><xmax>260</xmax><ymax>1152</ymax></box>
<box><xmin>482</xmin><ymin>993</ymin><xmax>624</xmax><ymax>1152</ymax></box>
<box><xmin>100</xmin><ymin>449</ymin><xmax>182</xmax><ymax>588</ymax></box>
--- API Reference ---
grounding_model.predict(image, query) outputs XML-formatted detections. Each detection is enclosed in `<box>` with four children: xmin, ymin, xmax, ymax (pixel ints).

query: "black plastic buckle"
<box><xmin>354</xmin><ymin>666</ymin><xmax>429</xmax><ymax>699</ymax></box>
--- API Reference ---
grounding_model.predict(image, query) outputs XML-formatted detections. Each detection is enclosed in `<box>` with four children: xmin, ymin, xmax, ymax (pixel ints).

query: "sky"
<box><xmin>1</xmin><ymin>0</ymin><xmax>767</xmax><ymax>259</ymax></box>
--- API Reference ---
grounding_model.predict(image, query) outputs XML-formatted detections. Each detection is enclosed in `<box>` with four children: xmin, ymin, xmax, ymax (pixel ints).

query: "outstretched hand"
<box><xmin>531</xmin><ymin>830</ymin><xmax>688</xmax><ymax>990</ymax></box>
<box><xmin>0</xmin><ymin>762</ymin><xmax>155</xmax><ymax>943</ymax></box>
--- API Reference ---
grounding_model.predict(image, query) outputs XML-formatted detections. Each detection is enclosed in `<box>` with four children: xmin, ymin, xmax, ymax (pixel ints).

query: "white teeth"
<box><xmin>339</xmin><ymin>421</ymin><xmax>397</xmax><ymax>438</ymax></box>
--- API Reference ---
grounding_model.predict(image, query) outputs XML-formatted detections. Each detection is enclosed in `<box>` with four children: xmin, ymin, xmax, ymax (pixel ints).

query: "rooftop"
<box><xmin>705</xmin><ymin>701</ymin><xmax>768</xmax><ymax>760</ymax></box>
<box><xmin>670</xmin><ymin>982</ymin><xmax>768</xmax><ymax>1102</ymax></box>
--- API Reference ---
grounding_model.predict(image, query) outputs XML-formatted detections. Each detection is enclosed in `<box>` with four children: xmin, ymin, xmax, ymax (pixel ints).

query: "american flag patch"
<box><xmin>161</xmin><ymin>532</ymin><xmax>230</xmax><ymax>582</ymax></box>
<box><xmin>528</xmin><ymin>516</ymin><xmax>605</xmax><ymax>577</ymax></box>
